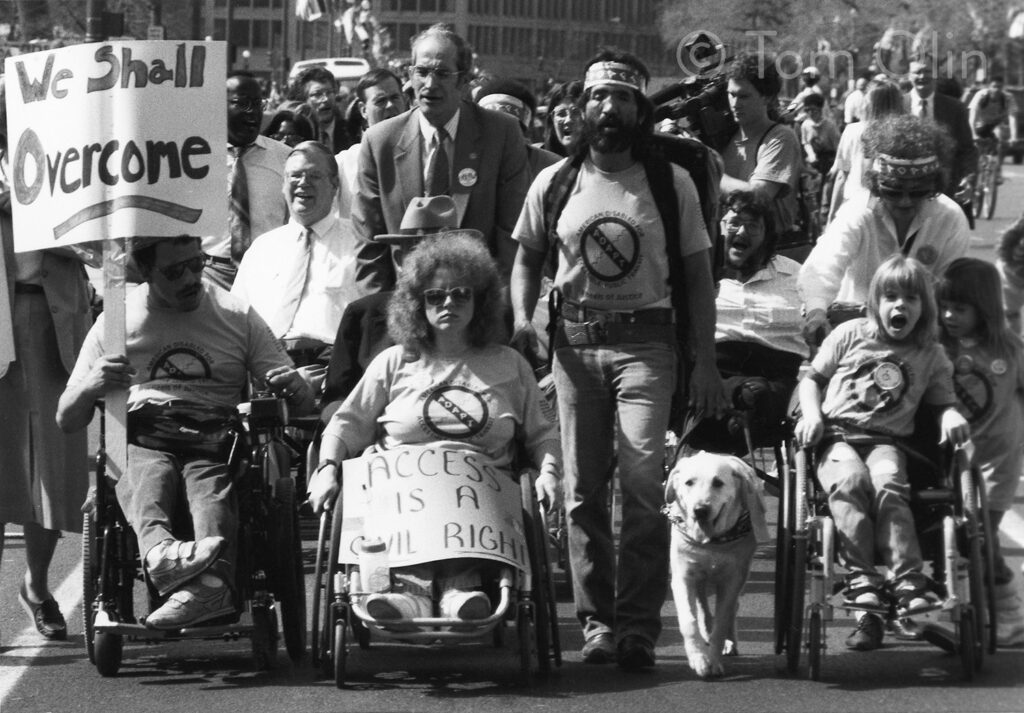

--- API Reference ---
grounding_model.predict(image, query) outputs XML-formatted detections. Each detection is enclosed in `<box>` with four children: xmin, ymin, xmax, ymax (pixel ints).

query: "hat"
<box><xmin>802</xmin><ymin>66</ymin><xmax>820</xmax><ymax>78</ymax></box>
<box><xmin>375</xmin><ymin>195</ymin><xmax>458</xmax><ymax>245</ymax></box>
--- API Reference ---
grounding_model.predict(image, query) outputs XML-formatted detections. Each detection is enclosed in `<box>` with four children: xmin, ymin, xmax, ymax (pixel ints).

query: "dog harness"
<box><xmin>661</xmin><ymin>503</ymin><xmax>754</xmax><ymax>545</ymax></box>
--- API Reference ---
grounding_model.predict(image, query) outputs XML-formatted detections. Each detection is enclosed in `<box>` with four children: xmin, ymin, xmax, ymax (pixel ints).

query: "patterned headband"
<box><xmin>584</xmin><ymin>61</ymin><xmax>647</xmax><ymax>93</ymax></box>
<box><xmin>477</xmin><ymin>93</ymin><xmax>531</xmax><ymax>129</ymax></box>
<box><xmin>873</xmin><ymin>153</ymin><xmax>940</xmax><ymax>178</ymax></box>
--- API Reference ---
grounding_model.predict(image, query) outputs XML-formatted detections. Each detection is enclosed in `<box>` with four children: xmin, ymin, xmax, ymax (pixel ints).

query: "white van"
<box><xmin>288</xmin><ymin>57</ymin><xmax>371</xmax><ymax>91</ymax></box>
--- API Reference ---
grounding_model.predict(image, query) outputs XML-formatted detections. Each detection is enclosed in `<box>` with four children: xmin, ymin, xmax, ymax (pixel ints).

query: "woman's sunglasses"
<box><xmin>423</xmin><ymin>286</ymin><xmax>473</xmax><ymax>307</ymax></box>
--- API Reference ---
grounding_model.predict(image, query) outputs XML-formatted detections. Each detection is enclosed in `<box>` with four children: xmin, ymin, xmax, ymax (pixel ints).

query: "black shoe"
<box><xmin>581</xmin><ymin>632</ymin><xmax>616</xmax><ymax>664</ymax></box>
<box><xmin>19</xmin><ymin>582</ymin><xmax>67</xmax><ymax>641</ymax></box>
<box><xmin>617</xmin><ymin>634</ymin><xmax>656</xmax><ymax>671</ymax></box>
<box><xmin>844</xmin><ymin>613</ymin><xmax>883</xmax><ymax>651</ymax></box>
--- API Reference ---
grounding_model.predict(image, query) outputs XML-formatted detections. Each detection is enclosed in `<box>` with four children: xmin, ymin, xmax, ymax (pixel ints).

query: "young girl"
<box><xmin>795</xmin><ymin>254</ymin><xmax>970</xmax><ymax>652</ymax></box>
<box><xmin>937</xmin><ymin>257</ymin><xmax>1024</xmax><ymax>647</ymax></box>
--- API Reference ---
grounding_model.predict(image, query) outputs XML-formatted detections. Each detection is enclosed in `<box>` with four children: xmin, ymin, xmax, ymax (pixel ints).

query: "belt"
<box><xmin>14</xmin><ymin>283</ymin><xmax>44</xmax><ymax>294</ymax></box>
<box><xmin>206</xmin><ymin>254</ymin><xmax>234</xmax><ymax>266</ymax></box>
<box><xmin>560</xmin><ymin>302</ymin><xmax>675</xmax><ymax>325</ymax></box>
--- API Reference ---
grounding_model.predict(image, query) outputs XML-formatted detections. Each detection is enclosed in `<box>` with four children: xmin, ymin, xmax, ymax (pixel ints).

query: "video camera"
<box><xmin>649</xmin><ymin>33</ymin><xmax>737</xmax><ymax>152</ymax></box>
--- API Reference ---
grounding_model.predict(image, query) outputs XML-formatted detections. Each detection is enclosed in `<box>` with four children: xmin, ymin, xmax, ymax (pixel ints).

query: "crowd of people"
<box><xmin>2</xmin><ymin>21</ymin><xmax>1024</xmax><ymax>678</ymax></box>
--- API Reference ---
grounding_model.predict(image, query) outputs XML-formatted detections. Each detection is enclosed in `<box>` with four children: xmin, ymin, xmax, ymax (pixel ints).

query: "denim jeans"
<box><xmin>553</xmin><ymin>341</ymin><xmax>675</xmax><ymax>645</ymax></box>
<box><xmin>816</xmin><ymin>441</ymin><xmax>927</xmax><ymax>591</ymax></box>
<box><xmin>116</xmin><ymin>444</ymin><xmax>237</xmax><ymax>583</ymax></box>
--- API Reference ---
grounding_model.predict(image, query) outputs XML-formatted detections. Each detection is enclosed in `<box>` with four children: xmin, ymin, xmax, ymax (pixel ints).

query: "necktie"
<box><xmin>272</xmin><ymin>228</ymin><xmax>312</xmax><ymax>337</ymax></box>
<box><xmin>228</xmin><ymin>144</ymin><xmax>251</xmax><ymax>263</ymax></box>
<box><xmin>919</xmin><ymin>98</ymin><xmax>928</xmax><ymax>117</ymax></box>
<box><xmin>425</xmin><ymin>127</ymin><xmax>451</xmax><ymax>196</ymax></box>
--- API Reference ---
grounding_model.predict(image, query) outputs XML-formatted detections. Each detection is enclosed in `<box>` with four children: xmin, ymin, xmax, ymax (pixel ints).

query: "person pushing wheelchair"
<box><xmin>57</xmin><ymin>236</ymin><xmax>314</xmax><ymax>629</ymax></box>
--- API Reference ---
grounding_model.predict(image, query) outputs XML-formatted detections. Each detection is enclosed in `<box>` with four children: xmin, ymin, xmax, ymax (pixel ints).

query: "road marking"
<box><xmin>0</xmin><ymin>562</ymin><xmax>83</xmax><ymax>707</ymax></box>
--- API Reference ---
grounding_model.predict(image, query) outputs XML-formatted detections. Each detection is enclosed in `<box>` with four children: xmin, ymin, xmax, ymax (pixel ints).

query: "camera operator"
<box><xmin>719</xmin><ymin>53</ymin><xmax>801</xmax><ymax>246</ymax></box>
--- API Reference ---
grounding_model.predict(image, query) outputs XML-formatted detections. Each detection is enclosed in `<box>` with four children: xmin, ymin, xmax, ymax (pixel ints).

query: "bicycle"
<box><xmin>973</xmin><ymin>135</ymin><xmax>1000</xmax><ymax>220</ymax></box>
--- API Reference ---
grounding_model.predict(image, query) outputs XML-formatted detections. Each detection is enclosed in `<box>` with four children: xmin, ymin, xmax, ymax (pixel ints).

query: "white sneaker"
<box><xmin>364</xmin><ymin>592</ymin><xmax>432</xmax><ymax>620</ymax></box>
<box><xmin>440</xmin><ymin>590</ymin><xmax>491</xmax><ymax>620</ymax></box>
<box><xmin>146</xmin><ymin>573</ymin><xmax>234</xmax><ymax>629</ymax></box>
<box><xmin>994</xmin><ymin>584</ymin><xmax>1024</xmax><ymax>647</ymax></box>
<box><xmin>145</xmin><ymin>537</ymin><xmax>225</xmax><ymax>597</ymax></box>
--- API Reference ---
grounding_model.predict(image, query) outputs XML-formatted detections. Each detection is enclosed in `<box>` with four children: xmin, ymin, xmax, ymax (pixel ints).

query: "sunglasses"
<box><xmin>411</xmin><ymin>65</ymin><xmax>462</xmax><ymax>81</ymax></box>
<box><xmin>877</xmin><ymin>185</ymin><xmax>935</xmax><ymax>201</ymax></box>
<box><xmin>158</xmin><ymin>255</ymin><xmax>208</xmax><ymax>280</ymax></box>
<box><xmin>423</xmin><ymin>286</ymin><xmax>473</xmax><ymax>307</ymax></box>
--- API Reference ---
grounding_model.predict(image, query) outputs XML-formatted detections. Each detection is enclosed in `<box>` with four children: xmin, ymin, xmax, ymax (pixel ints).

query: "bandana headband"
<box><xmin>872</xmin><ymin>153</ymin><xmax>940</xmax><ymax>178</ymax></box>
<box><xmin>477</xmin><ymin>93</ymin><xmax>531</xmax><ymax>129</ymax></box>
<box><xmin>584</xmin><ymin>61</ymin><xmax>647</xmax><ymax>93</ymax></box>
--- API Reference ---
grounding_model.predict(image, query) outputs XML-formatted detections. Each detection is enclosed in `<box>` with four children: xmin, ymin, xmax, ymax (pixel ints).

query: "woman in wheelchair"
<box><xmin>794</xmin><ymin>255</ymin><xmax>970</xmax><ymax>651</ymax></box>
<box><xmin>56</xmin><ymin>236</ymin><xmax>314</xmax><ymax>629</ymax></box>
<box><xmin>688</xmin><ymin>190</ymin><xmax>808</xmax><ymax>452</ymax></box>
<box><xmin>306</xmin><ymin>232</ymin><xmax>561</xmax><ymax>622</ymax></box>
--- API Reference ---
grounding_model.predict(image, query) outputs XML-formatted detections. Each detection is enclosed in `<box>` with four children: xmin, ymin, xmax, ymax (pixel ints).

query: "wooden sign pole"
<box><xmin>101</xmin><ymin>238</ymin><xmax>128</xmax><ymax>480</ymax></box>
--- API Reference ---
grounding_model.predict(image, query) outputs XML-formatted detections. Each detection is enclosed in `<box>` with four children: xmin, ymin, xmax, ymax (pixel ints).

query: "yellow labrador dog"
<box><xmin>664</xmin><ymin>450</ymin><xmax>769</xmax><ymax>678</ymax></box>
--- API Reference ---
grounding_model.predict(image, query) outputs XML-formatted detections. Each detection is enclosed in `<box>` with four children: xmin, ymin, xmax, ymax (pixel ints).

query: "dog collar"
<box><xmin>663</xmin><ymin>504</ymin><xmax>753</xmax><ymax>545</ymax></box>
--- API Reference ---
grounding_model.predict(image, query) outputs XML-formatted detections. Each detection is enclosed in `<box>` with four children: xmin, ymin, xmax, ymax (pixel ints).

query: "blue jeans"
<box><xmin>816</xmin><ymin>441</ymin><xmax>927</xmax><ymax>591</ymax></box>
<box><xmin>553</xmin><ymin>341</ymin><xmax>675</xmax><ymax>645</ymax></box>
<box><xmin>116</xmin><ymin>445</ymin><xmax>237</xmax><ymax>583</ymax></box>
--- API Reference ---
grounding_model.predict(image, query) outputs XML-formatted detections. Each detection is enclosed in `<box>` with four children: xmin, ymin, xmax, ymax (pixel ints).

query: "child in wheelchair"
<box><xmin>794</xmin><ymin>255</ymin><xmax>970</xmax><ymax>651</ymax></box>
<box><xmin>57</xmin><ymin>236</ymin><xmax>314</xmax><ymax>629</ymax></box>
<box><xmin>938</xmin><ymin>258</ymin><xmax>1024</xmax><ymax>647</ymax></box>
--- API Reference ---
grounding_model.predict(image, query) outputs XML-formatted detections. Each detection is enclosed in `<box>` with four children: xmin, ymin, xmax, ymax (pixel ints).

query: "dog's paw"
<box><xmin>687</xmin><ymin>652</ymin><xmax>725</xmax><ymax>679</ymax></box>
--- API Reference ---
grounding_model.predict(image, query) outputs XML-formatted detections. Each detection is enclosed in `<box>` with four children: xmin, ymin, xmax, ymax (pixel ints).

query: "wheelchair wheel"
<box><xmin>785</xmin><ymin>449</ymin><xmax>810</xmax><ymax>674</ymax></box>
<box><xmin>958</xmin><ymin>455</ymin><xmax>989</xmax><ymax>668</ymax></box>
<box><xmin>520</xmin><ymin>473</ymin><xmax>561</xmax><ymax>675</ymax></box>
<box><xmin>773</xmin><ymin>444</ymin><xmax>794</xmax><ymax>656</ymax></box>
<box><xmin>270</xmin><ymin>476</ymin><xmax>306</xmax><ymax>663</ymax></box>
<box><xmin>251</xmin><ymin>603</ymin><xmax>279</xmax><ymax>670</ymax></box>
<box><xmin>82</xmin><ymin>513</ymin><xmax>97</xmax><ymax>664</ymax></box>
<box><xmin>516</xmin><ymin>603</ymin><xmax>535</xmax><ymax>685</ymax></box>
<box><xmin>807</xmin><ymin>610</ymin><xmax>823</xmax><ymax>681</ymax></box>
<box><xmin>311</xmin><ymin>510</ymin><xmax>330</xmax><ymax>668</ymax></box>
<box><xmin>333</xmin><ymin>608</ymin><xmax>348</xmax><ymax>689</ymax></box>
<box><xmin>94</xmin><ymin>631</ymin><xmax>123</xmax><ymax>677</ymax></box>
<box><xmin>959</xmin><ymin>608</ymin><xmax>978</xmax><ymax>682</ymax></box>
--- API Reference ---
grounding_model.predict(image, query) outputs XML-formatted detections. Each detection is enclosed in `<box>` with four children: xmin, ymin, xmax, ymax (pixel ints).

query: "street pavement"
<box><xmin>2</xmin><ymin>166</ymin><xmax>1024</xmax><ymax>713</ymax></box>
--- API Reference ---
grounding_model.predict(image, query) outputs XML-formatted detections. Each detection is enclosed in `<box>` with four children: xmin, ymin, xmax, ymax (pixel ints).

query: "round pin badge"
<box><xmin>991</xmin><ymin>358</ymin><xmax>1008</xmax><ymax>375</ymax></box>
<box><xmin>873</xmin><ymin>362</ymin><xmax>903</xmax><ymax>390</ymax></box>
<box><xmin>954</xmin><ymin>355</ymin><xmax>975</xmax><ymax>374</ymax></box>
<box><xmin>915</xmin><ymin>246</ymin><xmax>937</xmax><ymax>265</ymax></box>
<box><xmin>458</xmin><ymin>168</ymin><xmax>477</xmax><ymax>187</ymax></box>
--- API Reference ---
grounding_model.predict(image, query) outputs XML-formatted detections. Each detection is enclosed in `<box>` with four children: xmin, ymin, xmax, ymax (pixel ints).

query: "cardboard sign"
<box><xmin>5</xmin><ymin>41</ymin><xmax>227</xmax><ymax>251</ymax></box>
<box><xmin>339</xmin><ymin>447</ymin><xmax>530</xmax><ymax>574</ymax></box>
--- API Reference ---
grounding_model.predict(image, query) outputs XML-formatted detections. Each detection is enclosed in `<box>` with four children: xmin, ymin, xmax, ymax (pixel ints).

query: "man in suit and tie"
<box><xmin>905</xmin><ymin>58</ymin><xmax>977</xmax><ymax>202</ymax></box>
<box><xmin>292</xmin><ymin>66</ymin><xmax>356</xmax><ymax>154</ymax></box>
<box><xmin>351</xmin><ymin>22</ymin><xmax>530</xmax><ymax>294</ymax></box>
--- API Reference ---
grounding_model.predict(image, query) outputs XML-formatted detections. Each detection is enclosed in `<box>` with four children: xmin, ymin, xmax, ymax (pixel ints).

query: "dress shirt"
<box><xmin>907</xmin><ymin>90</ymin><xmax>934</xmax><ymax>120</ymax></box>
<box><xmin>716</xmin><ymin>255</ymin><xmax>809</xmax><ymax>359</ymax></box>
<box><xmin>231</xmin><ymin>213</ymin><xmax>358</xmax><ymax>343</ymax></box>
<box><xmin>203</xmin><ymin>134</ymin><xmax>291</xmax><ymax>259</ymax></box>
<box><xmin>417</xmin><ymin>109</ymin><xmax>460</xmax><ymax>189</ymax></box>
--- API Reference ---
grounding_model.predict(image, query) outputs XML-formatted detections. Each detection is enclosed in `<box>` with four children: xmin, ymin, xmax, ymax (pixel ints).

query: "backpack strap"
<box><xmin>541</xmin><ymin>153</ymin><xmax>587</xmax><ymax>265</ymax></box>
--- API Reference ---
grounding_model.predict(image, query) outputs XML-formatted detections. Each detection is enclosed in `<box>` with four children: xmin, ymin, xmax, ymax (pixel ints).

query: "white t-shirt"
<box><xmin>513</xmin><ymin>158</ymin><xmax>710</xmax><ymax>311</ymax></box>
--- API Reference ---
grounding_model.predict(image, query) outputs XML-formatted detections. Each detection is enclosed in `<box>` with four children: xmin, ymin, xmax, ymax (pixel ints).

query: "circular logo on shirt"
<box><xmin>848</xmin><ymin>357</ymin><xmax>909</xmax><ymax>413</ymax></box>
<box><xmin>991</xmin><ymin>358</ymin><xmax>1008</xmax><ymax>375</ymax></box>
<box><xmin>421</xmin><ymin>385</ymin><xmax>489</xmax><ymax>439</ymax></box>
<box><xmin>915</xmin><ymin>246</ymin><xmax>938</xmax><ymax>265</ymax></box>
<box><xmin>458</xmin><ymin>168</ymin><xmax>477</xmax><ymax>187</ymax></box>
<box><xmin>953</xmin><ymin>365</ymin><xmax>994</xmax><ymax>424</ymax></box>
<box><xmin>873</xmin><ymin>362</ymin><xmax>904</xmax><ymax>390</ymax></box>
<box><xmin>579</xmin><ymin>216</ymin><xmax>640</xmax><ymax>283</ymax></box>
<box><xmin>150</xmin><ymin>347</ymin><xmax>211</xmax><ymax>381</ymax></box>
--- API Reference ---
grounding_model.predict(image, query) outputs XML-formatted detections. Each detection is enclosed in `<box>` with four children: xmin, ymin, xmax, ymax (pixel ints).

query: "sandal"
<box><xmin>841</xmin><ymin>584</ymin><xmax>888</xmax><ymax>612</ymax></box>
<box><xmin>893</xmin><ymin>586</ymin><xmax>942</xmax><ymax>617</ymax></box>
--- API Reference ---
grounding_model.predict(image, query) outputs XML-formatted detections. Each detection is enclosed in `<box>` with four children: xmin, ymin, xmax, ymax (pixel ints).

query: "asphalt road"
<box><xmin>2</xmin><ymin>166</ymin><xmax>1024</xmax><ymax>713</ymax></box>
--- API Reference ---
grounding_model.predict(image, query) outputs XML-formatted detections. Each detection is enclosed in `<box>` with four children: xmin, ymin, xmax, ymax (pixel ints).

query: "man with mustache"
<box><xmin>511</xmin><ymin>48</ymin><xmax>724</xmax><ymax>671</ymax></box>
<box><xmin>56</xmin><ymin>236</ymin><xmax>313</xmax><ymax>628</ymax></box>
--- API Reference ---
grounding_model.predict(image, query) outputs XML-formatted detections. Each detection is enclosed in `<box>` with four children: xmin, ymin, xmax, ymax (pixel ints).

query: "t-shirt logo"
<box><xmin>848</xmin><ymin>357</ymin><xmax>908</xmax><ymax>413</ymax></box>
<box><xmin>421</xmin><ymin>384</ymin><xmax>489</xmax><ymax>439</ymax></box>
<box><xmin>952</xmin><ymin>363</ymin><xmax>994</xmax><ymax>424</ymax></box>
<box><xmin>150</xmin><ymin>346</ymin><xmax>212</xmax><ymax>381</ymax></box>
<box><xmin>580</xmin><ymin>216</ymin><xmax>640</xmax><ymax>283</ymax></box>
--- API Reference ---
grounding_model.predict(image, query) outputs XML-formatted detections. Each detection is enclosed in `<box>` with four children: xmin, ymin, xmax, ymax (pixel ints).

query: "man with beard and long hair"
<box><xmin>511</xmin><ymin>48</ymin><xmax>724</xmax><ymax>671</ymax></box>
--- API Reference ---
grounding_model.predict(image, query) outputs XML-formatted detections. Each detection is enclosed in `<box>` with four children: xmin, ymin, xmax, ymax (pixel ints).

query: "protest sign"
<box><xmin>339</xmin><ymin>447</ymin><xmax>530</xmax><ymax>575</ymax></box>
<box><xmin>5</xmin><ymin>40</ymin><xmax>227</xmax><ymax>250</ymax></box>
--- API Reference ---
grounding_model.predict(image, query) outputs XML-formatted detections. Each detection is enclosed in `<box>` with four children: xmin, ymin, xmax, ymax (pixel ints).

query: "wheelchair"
<box><xmin>82</xmin><ymin>395</ymin><xmax>307</xmax><ymax>676</ymax></box>
<box><xmin>308</xmin><ymin>446</ymin><xmax>562</xmax><ymax>687</ymax></box>
<box><xmin>774</xmin><ymin>412</ymin><xmax>998</xmax><ymax>682</ymax></box>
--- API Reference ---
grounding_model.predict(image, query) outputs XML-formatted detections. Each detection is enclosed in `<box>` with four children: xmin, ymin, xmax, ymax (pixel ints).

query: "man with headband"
<box><xmin>476</xmin><ymin>78</ymin><xmax>560</xmax><ymax>181</ymax></box>
<box><xmin>799</xmin><ymin>114</ymin><xmax>969</xmax><ymax>341</ymax></box>
<box><xmin>511</xmin><ymin>48</ymin><xmax>724</xmax><ymax>671</ymax></box>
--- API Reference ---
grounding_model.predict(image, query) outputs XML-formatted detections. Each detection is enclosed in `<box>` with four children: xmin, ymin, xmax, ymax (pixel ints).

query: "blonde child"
<box><xmin>937</xmin><ymin>257</ymin><xmax>1024</xmax><ymax>647</ymax></box>
<box><xmin>795</xmin><ymin>255</ymin><xmax>970</xmax><ymax>652</ymax></box>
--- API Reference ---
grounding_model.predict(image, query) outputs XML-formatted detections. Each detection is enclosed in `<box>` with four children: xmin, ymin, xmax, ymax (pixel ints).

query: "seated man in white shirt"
<box><xmin>232</xmin><ymin>141</ymin><xmax>359</xmax><ymax>366</ymax></box>
<box><xmin>688</xmin><ymin>190</ymin><xmax>809</xmax><ymax>452</ymax></box>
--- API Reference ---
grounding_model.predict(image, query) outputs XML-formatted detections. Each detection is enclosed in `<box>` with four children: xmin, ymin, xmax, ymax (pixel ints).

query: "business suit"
<box><xmin>907</xmin><ymin>91</ymin><xmax>978</xmax><ymax>195</ymax></box>
<box><xmin>351</xmin><ymin>101</ymin><xmax>529</xmax><ymax>294</ymax></box>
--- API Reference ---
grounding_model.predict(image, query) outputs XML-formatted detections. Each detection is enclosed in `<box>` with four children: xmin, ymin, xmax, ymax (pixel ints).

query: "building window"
<box><xmin>399</xmin><ymin>0</ymin><xmax>418</xmax><ymax>12</ymax></box>
<box><xmin>231</xmin><ymin>19</ymin><xmax>251</xmax><ymax>46</ymax></box>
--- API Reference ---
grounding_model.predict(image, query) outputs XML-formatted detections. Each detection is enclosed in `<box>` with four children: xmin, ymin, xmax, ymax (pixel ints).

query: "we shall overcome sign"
<box><xmin>339</xmin><ymin>447</ymin><xmax>531</xmax><ymax>574</ymax></box>
<box><xmin>6</xmin><ymin>40</ymin><xmax>227</xmax><ymax>250</ymax></box>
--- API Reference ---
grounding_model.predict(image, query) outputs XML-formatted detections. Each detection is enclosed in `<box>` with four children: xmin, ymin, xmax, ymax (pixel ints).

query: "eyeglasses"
<box><xmin>228</xmin><ymin>97</ymin><xmax>267</xmax><ymax>113</ymax></box>
<box><xmin>877</xmin><ymin>185</ymin><xmax>936</xmax><ymax>201</ymax></box>
<box><xmin>307</xmin><ymin>89</ymin><xmax>336</xmax><ymax>102</ymax></box>
<box><xmin>553</xmin><ymin>107</ymin><xmax>581</xmax><ymax>120</ymax></box>
<box><xmin>287</xmin><ymin>170</ymin><xmax>329</xmax><ymax>183</ymax></box>
<box><xmin>423</xmin><ymin>286</ymin><xmax>473</xmax><ymax>306</ymax></box>
<box><xmin>721</xmin><ymin>218</ymin><xmax>763</xmax><ymax>233</ymax></box>
<box><xmin>158</xmin><ymin>255</ymin><xmax>208</xmax><ymax>280</ymax></box>
<box><xmin>411</xmin><ymin>65</ymin><xmax>461</xmax><ymax>81</ymax></box>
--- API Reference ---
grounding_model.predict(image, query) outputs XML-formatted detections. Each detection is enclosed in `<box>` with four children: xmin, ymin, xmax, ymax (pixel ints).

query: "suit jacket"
<box><xmin>351</xmin><ymin>102</ymin><xmax>529</xmax><ymax>294</ymax></box>
<box><xmin>908</xmin><ymin>92</ymin><xmax>978</xmax><ymax>194</ymax></box>
<box><xmin>321</xmin><ymin>291</ymin><xmax>393</xmax><ymax>406</ymax></box>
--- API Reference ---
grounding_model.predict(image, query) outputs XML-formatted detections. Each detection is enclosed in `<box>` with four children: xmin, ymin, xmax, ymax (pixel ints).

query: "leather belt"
<box><xmin>14</xmin><ymin>283</ymin><xmax>44</xmax><ymax>294</ymax></box>
<box><xmin>206</xmin><ymin>254</ymin><xmax>234</xmax><ymax>265</ymax></box>
<box><xmin>559</xmin><ymin>302</ymin><xmax>674</xmax><ymax>325</ymax></box>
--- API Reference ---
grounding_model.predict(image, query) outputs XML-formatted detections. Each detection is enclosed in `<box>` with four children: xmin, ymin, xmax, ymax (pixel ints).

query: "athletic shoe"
<box><xmin>581</xmin><ymin>632</ymin><xmax>616</xmax><ymax>664</ymax></box>
<box><xmin>440</xmin><ymin>590</ymin><xmax>491</xmax><ymax>620</ymax></box>
<box><xmin>145</xmin><ymin>536</ymin><xmax>225</xmax><ymax>597</ymax></box>
<box><xmin>146</xmin><ymin>573</ymin><xmax>234</xmax><ymax>629</ymax></box>
<box><xmin>364</xmin><ymin>592</ymin><xmax>432</xmax><ymax>620</ymax></box>
<box><xmin>845</xmin><ymin>613</ymin><xmax>884</xmax><ymax>651</ymax></box>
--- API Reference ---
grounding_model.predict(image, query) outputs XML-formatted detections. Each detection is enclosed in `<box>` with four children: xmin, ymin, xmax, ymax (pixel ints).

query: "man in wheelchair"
<box><xmin>57</xmin><ymin>236</ymin><xmax>314</xmax><ymax>629</ymax></box>
<box><xmin>687</xmin><ymin>190</ymin><xmax>808</xmax><ymax>453</ymax></box>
